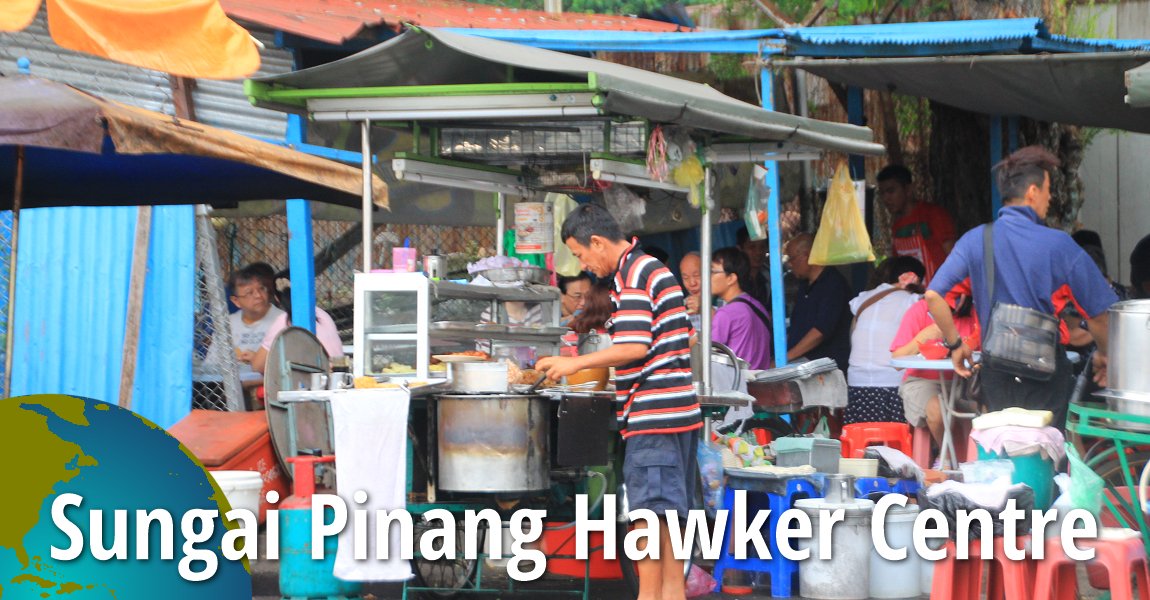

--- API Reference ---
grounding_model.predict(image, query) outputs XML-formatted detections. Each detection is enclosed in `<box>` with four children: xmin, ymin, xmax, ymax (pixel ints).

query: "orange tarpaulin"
<box><xmin>0</xmin><ymin>0</ymin><xmax>259</xmax><ymax>79</ymax></box>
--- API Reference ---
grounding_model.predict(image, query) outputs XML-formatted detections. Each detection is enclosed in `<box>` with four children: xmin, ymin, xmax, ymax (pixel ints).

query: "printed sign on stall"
<box><xmin>514</xmin><ymin>202</ymin><xmax>553</xmax><ymax>254</ymax></box>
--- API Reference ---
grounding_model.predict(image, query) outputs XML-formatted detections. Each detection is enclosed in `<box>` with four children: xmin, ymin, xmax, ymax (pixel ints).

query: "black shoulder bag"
<box><xmin>979</xmin><ymin>223</ymin><xmax>1061</xmax><ymax>381</ymax></box>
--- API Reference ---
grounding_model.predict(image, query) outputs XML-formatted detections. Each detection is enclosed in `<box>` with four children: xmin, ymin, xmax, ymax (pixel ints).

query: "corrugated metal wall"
<box><xmin>1076</xmin><ymin>1</ymin><xmax>1150</xmax><ymax>287</ymax></box>
<box><xmin>10</xmin><ymin>206</ymin><xmax>194</xmax><ymax>428</ymax></box>
<box><xmin>0</xmin><ymin>11</ymin><xmax>273</xmax><ymax>423</ymax></box>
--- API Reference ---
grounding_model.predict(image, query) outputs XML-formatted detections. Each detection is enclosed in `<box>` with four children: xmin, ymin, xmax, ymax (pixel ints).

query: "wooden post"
<box><xmin>119</xmin><ymin>206</ymin><xmax>151</xmax><ymax>409</ymax></box>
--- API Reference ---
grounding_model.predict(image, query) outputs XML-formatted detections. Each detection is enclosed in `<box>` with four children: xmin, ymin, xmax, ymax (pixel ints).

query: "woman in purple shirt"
<box><xmin>710</xmin><ymin>247</ymin><xmax>773</xmax><ymax>370</ymax></box>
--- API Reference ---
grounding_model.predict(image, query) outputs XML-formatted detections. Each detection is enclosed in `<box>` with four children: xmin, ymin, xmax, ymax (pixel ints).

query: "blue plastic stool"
<box><xmin>892</xmin><ymin>478</ymin><xmax>922</xmax><ymax>497</ymax></box>
<box><xmin>711</xmin><ymin>477</ymin><xmax>820</xmax><ymax>597</ymax></box>
<box><xmin>855</xmin><ymin>477</ymin><xmax>891</xmax><ymax>497</ymax></box>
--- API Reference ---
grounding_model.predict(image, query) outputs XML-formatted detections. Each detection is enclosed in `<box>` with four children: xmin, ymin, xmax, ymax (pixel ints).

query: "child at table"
<box><xmin>891</xmin><ymin>279</ymin><xmax>980</xmax><ymax>457</ymax></box>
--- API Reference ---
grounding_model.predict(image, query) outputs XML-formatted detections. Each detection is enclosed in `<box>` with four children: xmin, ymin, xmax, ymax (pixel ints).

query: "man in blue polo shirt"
<box><xmin>925</xmin><ymin>145</ymin><xmax>1116</xmax><ymax>428</ymax></box>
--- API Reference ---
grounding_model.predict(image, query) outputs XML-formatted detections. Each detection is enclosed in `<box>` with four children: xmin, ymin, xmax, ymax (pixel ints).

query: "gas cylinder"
<box><xmin>279</xmin><ymin>455</ymin><xmax>362</xmax><ymax>598</ymax></box>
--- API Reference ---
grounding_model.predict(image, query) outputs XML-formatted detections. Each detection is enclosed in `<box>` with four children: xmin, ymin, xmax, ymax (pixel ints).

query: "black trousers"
<box><xmin>980</xmin><ymin>347</ymin><xmax>1075</xmax><ymax>430</ymax></box>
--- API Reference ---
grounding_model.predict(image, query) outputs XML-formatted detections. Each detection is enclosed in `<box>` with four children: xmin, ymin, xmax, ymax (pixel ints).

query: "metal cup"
<box><xmin>328</xmin><ymin>372</ymin><xmax>352</xmax><ymax>390</ymax></box>
<box><xmin>309</xmin><ymin>373</ymin><xmax>328</xmax><ymax>391</ymax></box>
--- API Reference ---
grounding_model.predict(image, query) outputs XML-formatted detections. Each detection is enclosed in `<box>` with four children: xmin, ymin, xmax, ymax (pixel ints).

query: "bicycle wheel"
<box><xmin>410</xmin><ymin>520</ymin><xmax>484</xmax><ymax>599</ymax></box>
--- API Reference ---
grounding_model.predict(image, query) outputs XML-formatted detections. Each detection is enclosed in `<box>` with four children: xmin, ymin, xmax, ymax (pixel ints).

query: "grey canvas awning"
<box><xmin>783</xmin><ymin>51</ymin><xmax>1150</xmax><ymax>133</ymax></box>
<box><xmin>1129</xmin><ymin>62</ymin><xmax>1150</xmax><ymax>108</ymax></box>
<box><xmin>249</xmin><ymin>27</ymin><xmax>883</xmax><ymax>156</ymax></box>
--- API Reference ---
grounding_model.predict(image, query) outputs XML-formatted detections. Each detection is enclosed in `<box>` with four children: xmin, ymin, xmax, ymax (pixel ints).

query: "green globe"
<box><xmin>0</xmin><ymin>395</ymin><xmax>251</xmax><ymax>598</ymax></box>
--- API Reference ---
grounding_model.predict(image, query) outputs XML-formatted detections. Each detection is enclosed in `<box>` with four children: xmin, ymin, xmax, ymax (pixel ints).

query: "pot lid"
<box><xmin>795</xmin><ymin>497</ymin><xmax>876</xmax><ymax>513</ymax></box>
<box><xmin>753</xmin><ymin>358</ymin><xmax>839</xmax><ymax>383</ymax></box>
<box><xmin>265</xmin><ymin>326</ymin><xmax>332</xmax><ymax>478</ymax></box>
<box><xmin>1110</xmin><ymin>299</ymin><xmax>1150</xmax><ymax>314</ymax></box>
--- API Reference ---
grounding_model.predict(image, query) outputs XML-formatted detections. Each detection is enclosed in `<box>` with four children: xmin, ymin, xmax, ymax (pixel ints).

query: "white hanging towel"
<box><xmin>329</xmin><ymin>389</ymin><xmax>413</xmax><ymax>582</ymax></box>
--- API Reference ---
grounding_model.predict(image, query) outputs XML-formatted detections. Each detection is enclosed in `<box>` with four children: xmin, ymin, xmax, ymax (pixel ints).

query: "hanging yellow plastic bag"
<box><xmin>548</xmin><ymin>193</ymin><xmax>581</xmax><ymax>276</ymax></box>
<box><xmin>809</xmin><ymin>163</ymin><xmax>875</xmax><ymax>265</ymax></box>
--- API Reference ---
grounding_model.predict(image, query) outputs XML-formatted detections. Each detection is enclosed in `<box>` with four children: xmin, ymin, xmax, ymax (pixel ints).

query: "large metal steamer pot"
<box><xmin>437</xmin><ymin>393</ymin><xmax>550</xmax><ymax>492</ymax></box>
<box><xmin>1101</xmin><ymin>300</ymin><xmax>1150</xmax><ymax>431</ymax></box>
<box><xmin>1108</xmin><ymin>300</ymin><xmax>1150</xmax><ymax>393</ymax></box>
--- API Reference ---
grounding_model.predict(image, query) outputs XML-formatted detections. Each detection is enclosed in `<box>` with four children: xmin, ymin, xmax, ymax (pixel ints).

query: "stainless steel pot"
<box><xmin>437</xmin><ymin>394</ymin><xmax>550</xmax><ymax>492</ymax></box>
<box><xmin>577</xmin><ymin>331</ymin><xmax>613</xmax><ymax>355</ymax></box>
<box><xmin>1108</xmin><ymin>300</ymin><xmax>1150</xmax><ymax>394</ymax></box>
<box><xmin>447</xmin><ymin>361</ymin><xmax>509</xmax><ymax>393</ymax></box>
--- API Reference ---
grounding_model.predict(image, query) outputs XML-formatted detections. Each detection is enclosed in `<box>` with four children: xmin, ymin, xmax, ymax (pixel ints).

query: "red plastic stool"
<box><xmin>930</xmin><ymin>536</ymin><xmax>1034</xmax><ymax>600</ymax></box>
<box><xmin>840</xmin><ymin>422</ymin><xmax>913</xmax><ymax>458</ymax></box>
<box><xmin>1034</xmin><ymin>534</ymin><xmax>1150</xmax><ymax>600</ymax></box>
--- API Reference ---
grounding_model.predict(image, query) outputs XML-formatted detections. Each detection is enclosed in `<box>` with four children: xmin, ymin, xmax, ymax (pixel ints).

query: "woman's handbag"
<box><xmin>979</xmin><ymin>224</ymin><xmax>1060</xmax><ymax>381</ymax></box>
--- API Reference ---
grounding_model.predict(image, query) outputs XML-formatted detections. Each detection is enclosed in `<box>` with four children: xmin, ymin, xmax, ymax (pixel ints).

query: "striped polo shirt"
<box><xmin>610</xmin><ymin>239</ymin><xmax>702</xmax><ymax>438</ymax></box>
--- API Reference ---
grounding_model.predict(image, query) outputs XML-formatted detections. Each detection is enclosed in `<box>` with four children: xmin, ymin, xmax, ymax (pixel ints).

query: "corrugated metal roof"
<box><xmin>220</xmin><ymin>0</ymin><xmax>684</xmax><ymax>46</ymax></box>
<box><xmin>781</xmin><ymin>18</ymin><xmax>1150</xmax><ymax>57</ymax></box>
<box><xmin>11</xmin><ymin>205</ymin><xmax>194</xmax><ymax>428</ymax></box>
<box><xmin>443</xmin><ymin>27</ymin><xmax>785</xmax><ymax>54</ymax></box>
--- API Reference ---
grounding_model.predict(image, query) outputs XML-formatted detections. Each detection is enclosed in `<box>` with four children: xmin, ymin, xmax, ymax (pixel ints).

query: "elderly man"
<box><xmin>537</xmin><ymin>203</ymin><xmax>699</xmax><ymax>600</ymax></box>
<box><xmin>679</xmin><ymin>251</ymin><xmax>703</xmax><ymax>332</ymax></box>
<box><xmin>926</xmin><ymin>146</ymin><xmax>1117</xmax><ymax>428</ymax></box>
<box><xmin>558</xmin><ymin>272</ymin><xmax>592</xmax><ymax>326</ymax></box>
<box><xmin>203</xmin><ymin>264</ymin><xmax>285</xmax><ymax>380</ymax></box>
<box><xmin>785</xmin><ymin>233</ymin><xmax>852</xmax><ymax>372</ymax></box>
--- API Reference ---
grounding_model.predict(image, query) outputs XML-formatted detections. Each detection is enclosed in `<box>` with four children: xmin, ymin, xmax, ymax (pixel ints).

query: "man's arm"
<box><xmin>1086</xmin><ymin>311</ymin><xmax>1110</xmax><ymax>387</ymax></box>
<box><xmin>787</xmin><ymin>328</ymin><xmax>825</xmax><ymax>361</ymax></box>
<box><xmin>925</xmin><ymin>289</ymin><xmax>973</xmax><ymax>377</ymax></box>
<box><xmin>536</xmin><ymin>343</ymin><xmax>648</xmax><ymax>380</ymax></box>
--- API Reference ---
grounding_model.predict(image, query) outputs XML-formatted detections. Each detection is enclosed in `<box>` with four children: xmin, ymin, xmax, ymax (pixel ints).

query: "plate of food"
<box><xmin>432</xmin><ymin>353</ymin><xmax>489</xmax><ymax>363</ymax></box>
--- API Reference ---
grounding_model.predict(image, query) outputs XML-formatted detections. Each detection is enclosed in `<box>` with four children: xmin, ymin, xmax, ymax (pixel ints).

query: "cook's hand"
<box><xmin>535</xmin><ymin>356</ymin><xmax>581</xmax><ymax>380</ymax></box>
<box><xmin>1092</xmin><ymin>353</ymin><xmax>1109</xmax><ymax>388</ymax></box>
<box><xmin>950</xmin><ymin>343</ymin><xmax>974</xmax><ymax>378</ymax></box>
<box><xmin>685</xmin><ymin>294</ymin><xmax>700</xmax><ymax>315</ymax></box>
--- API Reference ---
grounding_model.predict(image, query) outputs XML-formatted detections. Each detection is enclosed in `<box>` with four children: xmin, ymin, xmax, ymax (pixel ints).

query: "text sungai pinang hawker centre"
<box><xmin>49</xmin><ymin>491</ymin><xmax>1099</xmax><ymax>583</ymax></box>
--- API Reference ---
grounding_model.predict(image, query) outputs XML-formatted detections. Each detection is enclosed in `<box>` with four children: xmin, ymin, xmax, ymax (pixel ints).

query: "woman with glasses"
<box><xmin>709</xmin><ymin>247</ymin><xmax>772</xmax><ymax>370</ymax></box>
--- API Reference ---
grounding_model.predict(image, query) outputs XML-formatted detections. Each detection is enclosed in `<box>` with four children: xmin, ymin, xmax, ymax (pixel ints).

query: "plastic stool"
<box><xmin>930</xmin><ymin>536</ymin><xmax>1034</xmax><ymax>600</ymax></box>
<box><xmin>1034</xmin><ymin>534</ymin><xmax>1150</xmax><ymax>600</ymax></box>
<box><xmin>892</xmin><ymin>479</ymin><xmax>922</xmax><ymax>497</ymax></box>
<box><xmin>912</xmin><ymin>426</ymin><xmax>932</xmax><ymax>468</ymax></box>
<box><xmin>711</xmin><ymin>477</ymin><xmax>820</xmax><ymax>598</ymax></box>
<box><xmin>855</xmin><ymin>477</ymin><xmax>891</xmax><ymax>497</ymax></box>
<box><xmin>840</xmin><ymin>422</ymin><xmax>913</xmax><ymax>458</ymax></box>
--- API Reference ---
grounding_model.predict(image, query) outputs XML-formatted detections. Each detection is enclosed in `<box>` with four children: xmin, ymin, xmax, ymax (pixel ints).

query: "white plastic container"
<box><xmin>796</xmin><ymin>498</ymin><xmax>875</xmax><ymax>599</ymax></box>
<box><xmin>869</xmin><ymin>504</ymin><xmax>921</xmax><ymax>598</ymax></box>
<box><xmin>839</xmin><ymin>457</ymin><xmax>879</xmax><ymax>477</ymax></box>
<box><xmin>209</xmin><ymin>470</ymin><xmax>263</xmax><ymax>515</ymax></box>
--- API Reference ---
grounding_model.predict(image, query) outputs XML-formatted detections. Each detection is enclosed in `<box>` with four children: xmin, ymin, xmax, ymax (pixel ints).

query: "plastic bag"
<box><xmin>1066</xmin><ymin>443</ymin><xmax>1104</xmax><ymax>518</ymax></box>
<box><xmin>743</xmin><ymin>165</ymin><xmax>770</xmax><ymax>242</ymax></box>
<box><xmin>813</xmin><ymin>415</ymin><xmax>830</xmax><ymax>439</ymax></box>
<box><xmin>696</xmin><ymin>442</ymin><xmax>725</xmax><ymax>518</ymax></box>
<box><xmin>810</xmin><ymin>163</ymin><xmax>875</xmax><ymax>265</ymax></box>
<box><xmin>685</xmin><ymin>564</ymin><xmax>717</xmax><ymax>598</ymax></box>
<box><xmin>549</xmin><ymin>193</ymin><xmax>582</xmax><ymax>276</ymax></box>
<box><xmin>602</xmin><ymin>186</ymin><xmax>645</xmax><ymax>234</ymax></box>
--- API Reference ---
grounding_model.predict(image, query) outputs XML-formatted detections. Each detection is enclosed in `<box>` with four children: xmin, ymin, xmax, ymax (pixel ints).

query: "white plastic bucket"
<box><xmin>796</xmin><ymin>498</ymin><xmax>875</xmax><ymax>600</ymax></box>
<box><xmin>870</xmin><ymin>504</ymin><xmax>921</xmax><ymax>599</ymax></box>
<box><xmin>210</xmin><ymin>470</ymin><xmax>263</xmax><ymax>516</ymax></box>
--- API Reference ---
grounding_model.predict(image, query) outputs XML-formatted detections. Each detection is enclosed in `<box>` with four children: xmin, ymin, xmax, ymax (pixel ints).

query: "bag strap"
<box><xmin>850</xmin><ymin>287</ymin><xmax>903</xmax><ymax>333</ymax></box>
<box><xmin>731</xmin><ymin>296</ymin><xmax>771</xmax><ymax>330</ymax></box>
<box><xmin>983</xmin><ymin>222</ymin><xmax>996</xmax><ymax>304</ymax></box>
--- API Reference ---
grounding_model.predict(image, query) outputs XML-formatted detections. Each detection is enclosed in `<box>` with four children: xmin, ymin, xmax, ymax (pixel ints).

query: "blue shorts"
<box><xmin>623</xmin><ymin>429</ymin><xmax>699</xmax><ymax>519</ymax></box>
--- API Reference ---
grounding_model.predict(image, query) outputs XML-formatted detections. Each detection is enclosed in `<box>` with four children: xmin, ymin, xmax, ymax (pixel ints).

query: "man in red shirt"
<box><xmin>878</xmin><ymin>165</ymin><xmax>957</xmax><ymax>284</ymax></box>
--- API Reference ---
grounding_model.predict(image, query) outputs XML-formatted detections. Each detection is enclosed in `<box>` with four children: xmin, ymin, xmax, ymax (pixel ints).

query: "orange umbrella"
<box><xmin>0</xmin><ymin>0</ymin><xmax>259</xmax><ymax>79</ymax></box>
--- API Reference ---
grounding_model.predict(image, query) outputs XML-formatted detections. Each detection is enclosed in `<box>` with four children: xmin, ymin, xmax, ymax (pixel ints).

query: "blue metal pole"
<box><xmin>285</xmin><ymin>48</ymin><xmax>317</xmax><ymax>333</ymax></box>
<box><xmin>846</xmin><ymin>87</ymin><xmax>865</xmax><ymax>180</ymax></box>
<box><xmin>990</xmin><ymin>115</ymin><xmax>1003</xmax><ymax>219</ymax></box>
<box><xmin>1007</xmin><ymin>116</ymin><xmax>1019</xmax><ymax>152</ymax></box>
<box><xmin>761</xmin><ymin>66</ymin><xmax>787</xmax><ymax>367</ymax></box>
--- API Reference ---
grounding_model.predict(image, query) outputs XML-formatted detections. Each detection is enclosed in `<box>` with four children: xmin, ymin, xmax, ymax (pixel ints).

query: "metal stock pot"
<box><xmin>1108</xmin><ymin>300</ymin><xmax>1150</xmax><ymax>394</ymax></box>
<box><xmin>436</xmin><ymin>393</ymin><xmax>550</xmax><ymax>492</ymax></box>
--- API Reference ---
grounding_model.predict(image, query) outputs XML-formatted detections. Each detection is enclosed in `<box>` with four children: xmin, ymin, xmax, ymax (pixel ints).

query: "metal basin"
<box><xmin>1096</xmin><ymin>388</ymin><xmax>1150</xmax><ymax>433</ymax></box>
<box><xmin>437</xmin><ymin>394</ymin><xmax>550</xmax><ymax>492</ymax></box>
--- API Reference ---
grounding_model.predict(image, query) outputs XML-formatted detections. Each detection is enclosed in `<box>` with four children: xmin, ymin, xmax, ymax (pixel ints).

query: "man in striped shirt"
<box><xmin>537</xmin><ymin>203</ymin><xmax>701</xmax><ymax>600</ymax></box>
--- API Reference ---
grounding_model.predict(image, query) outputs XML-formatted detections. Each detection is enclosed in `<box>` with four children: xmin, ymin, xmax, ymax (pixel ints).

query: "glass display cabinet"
<box><xmin>352</xmin><ymin>272</ymin><xmax>564</xmax><ymax>379</ymax></box>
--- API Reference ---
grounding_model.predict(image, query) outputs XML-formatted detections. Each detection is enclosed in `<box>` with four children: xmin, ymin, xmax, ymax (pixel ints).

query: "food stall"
<box><xmin>245</xmin><ymin>26</ymin><xmax>884</xmax><ymax>598</ymax></box>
